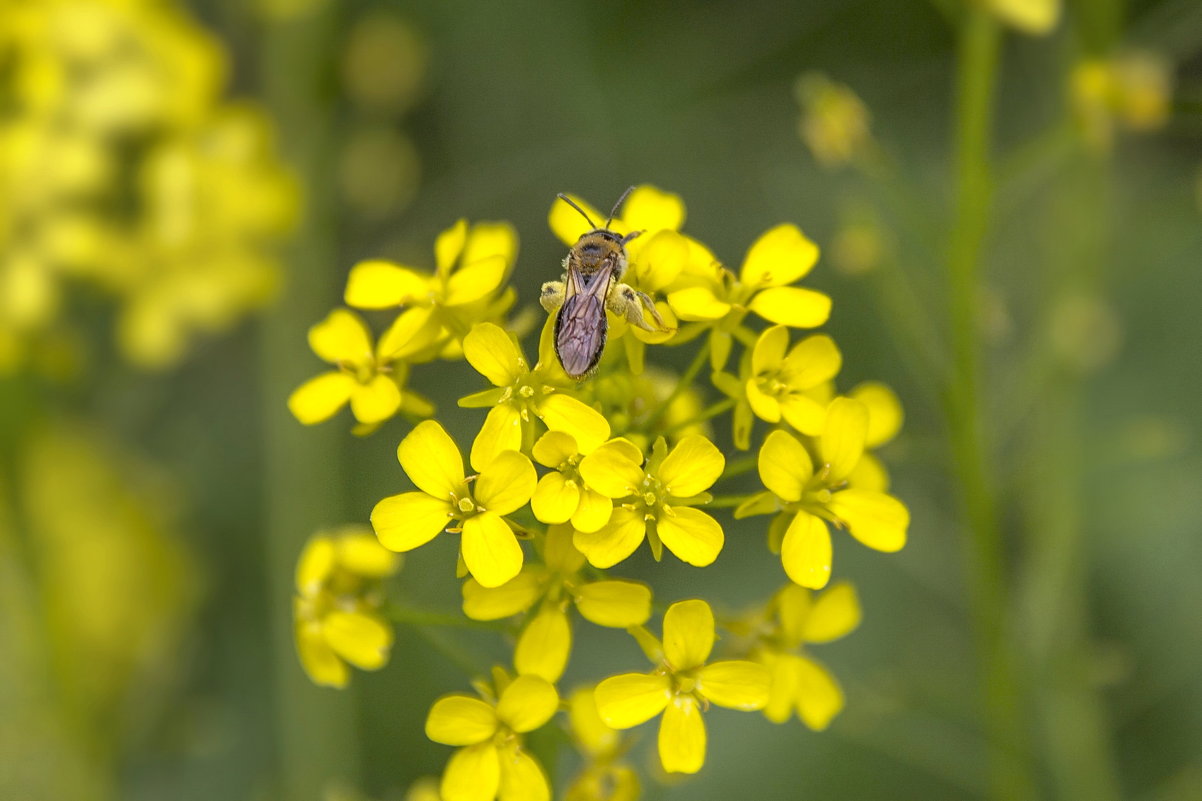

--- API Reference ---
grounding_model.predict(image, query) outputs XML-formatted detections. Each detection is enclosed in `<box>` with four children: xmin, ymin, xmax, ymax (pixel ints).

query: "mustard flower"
<box><xmin>845</xmin><ymin>381</ymin><xmax>904</xmax><ymax>492</ymax></box>
<box><xmin>371</xmin><ymin>420</ymin><xmax>536</xmax><ymax>588</ymax></box>
<box><xmin>743</xmin><ymin>324</ymin><xmax>842</xmax><ymax>436</ymax></box>
<box><xmin>576</xmin><ymin>436</ymin><xmax>725</xmax><ymax>568</ymax></box>
<box><xmin>1072</xmin><ymin>51</ymin><xmax>1172</xmax><ymax>152</ymax></box>
<box><xmin>293</xmin><ymin>526</ymin><xmax>401</xmax><ymax>688</ymax></box>
<box><xmin>462</xmin><ymin>525</ymin><xmax>652</xmax><ymax>682</ymax></box>
<box><xmin>988</xmin><ymin>0</ymin><xmax>1060</xmax><ymax>35</ymax></box>
<box><xmin>459</xmin><ymin>321</ymin><xmax>610</xmax><ymax>470</ymax></box>
<box><xmin>736</xmin><ymin>398</ymin><xmax>909</xmax><ymax>588</ymax></box>
<box><xmin>529</xmin><ymin>431</ymin><xmax>615</xmax><ymax>532</ymax></box>
<box><xmin>343</xmin><ymin>219</ymin><xmax>518</xmax><ymax>345</ymax></box>
<box><xmin>738</xmin><ymin>582</ymin><xmax>861</xmax><ymax>730</ymax></box>
<box><xmin>566</xmin><ymin>686</ymin><xmax>640</xmax><ymax>801</ymax></box>
<box><xmin>794</xmin><ymin>73</ymin><xmax>873</xmax><ymax>168</ymax></box>
<box><xmin>426</xmin><ymin>671</ymin><xmax>558</xmax><ymax>801</ymax></box>
<box><xmin>288</xmin><ymin>308</ymin><xmax>433</xmax><ymax>426</ymax></box>
<box><xmin>595</xmin><ymin>600</ymin><xmax>770</xmax><ymax>774</ymax></box>
<box><xmin>668</xmin><ymin>224</ymin><xmax>831</xmax><ymax>370</ymax></box>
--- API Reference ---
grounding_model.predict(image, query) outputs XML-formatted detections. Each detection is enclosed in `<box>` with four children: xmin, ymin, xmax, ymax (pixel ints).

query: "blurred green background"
<box><xmin>3</xmin><ymin>0</ymin><xmax>1202</xmax><ymax>799</ymax></box>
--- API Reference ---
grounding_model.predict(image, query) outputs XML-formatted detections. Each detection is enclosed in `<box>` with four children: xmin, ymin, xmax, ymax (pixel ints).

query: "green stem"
<box><xmin>946</xmin><ymin>10</ymin><xmax>1038</xmax><ymax>801</ymax></box>
<box><xmin>720</xmin><ymin>454</ymin><xmax>757</xmax><ymax>481</ymax></box>
<box><xmin>645</xmin><ymin>339</ymin><xmax>711</xmax><ymax>429</ymax></box>
<box><xmin>382</xmin><ymin>603</ymin><xmax>508</xmax><ymax>631</ymax></box>
<box><xmin>706</xmin><ymin>493</ymin><xmax>756</xmax><ymax>509</ymax></box>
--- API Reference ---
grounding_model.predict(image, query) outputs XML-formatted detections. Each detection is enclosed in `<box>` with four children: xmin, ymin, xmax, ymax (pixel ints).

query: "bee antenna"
<box><xmin>557</xmin><ymin>193</ymin><xmax>598</xmax><ymax>229</ymax></box>
<box><xmin>606</xmin><ymin>185</ymin><xmax>636</xmax><ymax>230</ymax></box>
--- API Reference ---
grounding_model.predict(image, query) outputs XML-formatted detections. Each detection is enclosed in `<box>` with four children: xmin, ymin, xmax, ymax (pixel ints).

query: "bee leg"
<box><xmin>540</xmin><ymin>280</ymin><xmax>566</xmax><ymax>313</ymax></box>
<box><xmin>608</xmin><ymin>283</ymin><xmax>672</xmax><ymax>332</ymax></box>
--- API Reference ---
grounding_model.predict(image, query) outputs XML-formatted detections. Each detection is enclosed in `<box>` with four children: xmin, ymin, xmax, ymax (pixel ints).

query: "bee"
<box><xmin>540</xmin><ymin>187</ymin><xmax>670</xmax><ymax>379</ymax></box>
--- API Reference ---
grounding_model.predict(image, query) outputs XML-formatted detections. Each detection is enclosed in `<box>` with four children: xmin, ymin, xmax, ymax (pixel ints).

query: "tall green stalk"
<box><xmin>946</xmin><ymin>9</ymin><xmax>1038</xmax><ymax>800</ymax></box>
<box><xmin>260</xmin><ymin>9</ymin><xmax>358</xmax><ymax>800</ymax></box>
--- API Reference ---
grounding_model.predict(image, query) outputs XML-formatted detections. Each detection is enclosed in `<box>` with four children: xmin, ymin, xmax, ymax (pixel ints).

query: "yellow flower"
<box><xmin>566</xmin><ymin>686</ymin><xmax>640</xmax><ymax>801</ymax></box>
<box><xmin>459</xmin><ymin>321</ymin><xmax>610</xmax><ymax>470</ymax></box>
<box><xmin>736</xmin><ymin>398</ymin><xmax>909</xmax><ymax>588</ymax></box>
<box><xmin>343</xmin><ymin>219</ymin><xmax>518</xmax><ymax>345</ymax></box>
<box><xmin>749</xmin><ymin>582</ymin><xmax>861</xmax><ymax>730</ymax></box>
<box><xmin>575</xmin><ymin>436</ymin><xmax>725</xmax><ymax>568</ymax></box>
<box><xmin>594</xmin><ymin>600</ymin><xmax>769</xmax><ymax>775</ymax></box>
<box><xmin>371</xmin><ymin>421</ymin><xmax>536</xmax><ymax>588</ymax></box>
<box><xmin>987</xmin><ymin>0</ymin><xmax>1060</xmax><ymax>35</ymax></box>
<box><xmin>293</xmin><ymin>526</ymin><xmax>401</xmax><ymax>688</ymax></box>
<box><xmin>426</xmin><ymin>671</ymin><xmax>559</xmax><ymax>801</ymax></box>
<box><xmin>1072</xmin><ymin>51</ymin><xmax>1172</xmax><ymax>152</ymax></box>
<box><xmin>288</xmin><ymin>308</ymin><xmax>433</xmax><ymax>426</ymax></box>
<box><xmin>794</xmin><ymin>73</ymin><xmax>873</xmax><ymax>168</ymax></box>
<box><xmin>845</xmin><ymin>381</ymin><xmax>904</xmax><ymax>492</ymax></box>
<box><xmin>667</xmin><ymin>224</ymin><xmax>831</xmax><ymax>371</ymax></box>
<box><xmin>744</xmin><ymin>325</ymin><xmax>842</xmax><ymax>436</ymax></box>
<box><xmin>530</xmin><ymin>431</ymin><xmax>616</xmax><ymax>532</ymax></box>
<box><xmin>462</xmin><ymin>525</ymin><xmax>652</xmax><ymax>682</ymax></box>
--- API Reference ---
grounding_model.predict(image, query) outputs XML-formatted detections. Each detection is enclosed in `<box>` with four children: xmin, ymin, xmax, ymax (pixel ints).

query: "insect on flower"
<box><xmin>541</xmin><ymin>187</ymin><xmax>670</xmax><ymax>379</ymax></box>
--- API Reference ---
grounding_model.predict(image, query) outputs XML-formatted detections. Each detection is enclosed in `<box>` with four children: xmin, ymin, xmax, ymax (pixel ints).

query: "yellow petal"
<box><xmin>783</xmin><ymin>334</ymin><xmax>842</xmax><ymax>388</ymax></box>
<box><xmin>462</xmin><ymin>222</ymin><xmax>519</xmax><ymax>271</ymax></box>
<box><xmin>295</xmin><ymin>535</ymin><xmax>336</xmax><ymax>594</ymax></box>
<box><xmin>745</xmin><ymin>379</ymin><xmax>782</xmax><ymax>423</ymax></box>
<box><xmin>336</xmin><ymin>530</ymin><xmax>402</xmax><ymax>577</ymax></box>
<box><xmin>851</xmin><ymin>381</ymin><xmax>904</xmax><ymax>447</ymax></box>
<box><xmin>496</xmin><ymin>674</ymin><xmax>559</xmax><ymax>733</ymax></box>
<box><xmin>497</xmin><ymin>745</ymin><xmax>550</xmax><ymax>801</ymax></box>
<box><xmin>781</xmin><ymin>511</ymin><xmax>832</xmax><ymax>589</ymax></box>
<box><xmin>804</xmin><ymin>581</ymin><xmax>862</xmax><ymax>643</ymax></box>
<box><xmin>574</xmin><ymin>580</ymin><xmax>652</xmax><ymax>627</ymax></box>
<box><xmin>372</xmin><ymin>492</ymin><xmax>452</xmax><ymax>551</ymax></box>
<box><xmin>578</xmin><ymin>442</ymin><xmax>644</xmax><ymax>499</ymax></box>
<box><xmin>775</xmin><ymin>583</ymin><xmax>813</xmax><ymax>646</ymax></box>
<box><xmin>779</xmin><ymin>393</ymin><xmax>828</xmax><ymax>437</ymax></box>
<box><xmin>848</xmin><ymin>452</ymin><xmax>890</xmax><ymax>492</ymax></box>
<box><xmin>758</xmin><ymin>429</ymin><xmax>812</xmax><ymax>502</ymax></box>
<box><xmin>763</xmin><ymin>653</ymin><xmax>801</xmax><ymax>724</ymax></box>
<box><xmin>752</xmin><ymin>325</ymin><xmax>789</xmax><ymax>374</ymax></box>
<box><xmin>733</xmin><ymin>490</ymin><xmax>780</xmax><ymax>519</ymax></box>
<box><xmin>696</xmin><ymin>660</ymin><xmax>771</xmax><ymax>710</ymax></box>
<box><xmin>461</xmin><ymin>513</ymin><xmax>524</xmax><ymax>588</ymax></box>
<box><xmin>464</xmin><ymin>322</ymin><xmax>526</xmax><ymax>387</ymax></box>
<box><xmin>514</xmin><ymin>606</ymin><xmax>571</xmax><ymax>683</ymax></box>
<box><xmin>795</xmin><ymin>656</ymin><xmax>844</xmax><ymax>731</ymax></box>
<box><xmin>531</xmin><ymin>430</ymin><xmax>578</xmax><ymax>468</ymax></box>
<box><xmin>821</xmin><ymin>397</ymin><xmax>869</xmax><ymax>481</ymax></box>
<box><xmin>573</xmin><ymin>507</ymin><xmax>646</xmax><ymax>569</ymax></box>
<box><xmin>435</xmin><ymin>219</ymin><xmax>469</xmax><ymax>274</ymax></box>
<box><xmin>828</xmin><ymin>489</ymin><xmax>908</xmax><ymax>552</ymax></box>
<box><xmin>399</xmin><ymin>420</ymin><xmax>465</xmax><ymax>499</ymax></box>
<box><xmin>668</xmin><ymin>286</ymin><xmax>731</xmax><ymax>321</ymax></box>
<box><xmin>426</xmin><ymin>695</ymin><xmax>499</xmax><ymax>746</ymax></box>
<box><xmin>662</xmin><ymin>599</ymin><xmax>714</xmax><ymax>670</ymax></box>
<box><xmin>571</xmin><ymin>488</ymin><xmax>613</xmax><ymax>533</ymax></box>
<box><xmin>550</xmin><ymin>193</ymin><xmax>606</xmax><ymax>245</ymax></box>
<box><xmin>535</xmin><ymin>393</ymin><xmax>610</xmax><ymax>454</ymax></box>
<box><xmin>543</xmin><ymin>523</ymin><xmax>587</xmax><ymax>573</ymax></box>
<box><xmin>323</xmin><ymin>611</ymin><xmax>393</xmax><ymax>670</ymax></box>
<box><xmin>658</xmin><ymin>435</ymin><xmax>724</xmax><ymax>497</ymax></box>
<box><xmin>295</xmin><ymin>622</ymin><xmax>348</xmax><ymax>688</ymax></box>
<box><xmin>656</xmin><ymin>507</ymin><xmax>724</xmax><ymax>568</ymax></box>
<box><xmin>530</xmin><ymin>472</ymin><xmax>580</xmax><ymax>525</ymax></box>
<box><xmin>350</xmin><ymin>374</ymin><xmax>402</xmax><ymax>423</ymax></box>
<box><xmin>658</xmin><ymin>696</ymin><xmax>706</xmax><ymax>774</ymax></box>
<box><xmin>629</xmin><ymin>230</ymin><xmax>687</xmax><ymax>292</ymax></box>
<box><xmin>441</xmin><ymin>743</ymin><xmax>501</xmax><ymax>801</ymax></box>
<box><xmin>595</xmin><ymin>672</ymin><xmax>671</xmax><ymax>728</ymax></box>
<box><xmin>568</xmin><ymin>687</ymin><xmax>619</xmax><ymax>755</ymax></box>
<box><xmin>309</xmin><ymin>308</ymin><xmax>374</xmax><ymax>364</ymax></box>
<box><xmin>988</xmin><ymin>0</ymin><xmax>1061</xmax><ymax>36</ymax></box>
<box><xmin>470</xmin><ymin>404</ymin><xmax>524</xmax><ymax>474</ymax></box>
<box><xmin>345</xmin><ymin>260</ymin><xmax>428</xmax><ymax>308</ymax></box>
<box><xmin>445</xmin><ymin>254</ymin><xmax>508</xmax><ymax>305</ymax></box>
<box><xmin>621</xmin><ymin>185</ymin><xmax>685</xmax><ymax>232</ymax></box>
<box><xmin>462</xmin><ymin>570</ymin><xmax>545</xmax><ymax>620</ymax></box>
<box><xmin>475</xmin><ymin>451</ymin><xmax>537</xmax><ymax>515</ymax></box>
<box><xmin>288</xmin><ymin>372</ymin><xmax>356</xmax><ymax>425</ymax></box>
<box><xmin>740</xmin><ymin>223</ymin><xmax>820</xmax><ymax>288</ymax></box>
<box><xmin>749</xmin><ymin>286</ymin><xmax>832</xmax><ymax>327</ymax></box>
<box><xmin>377</xmin><ymin>306</ymin><xmax>440</xmax><ymax>361</ymax></box>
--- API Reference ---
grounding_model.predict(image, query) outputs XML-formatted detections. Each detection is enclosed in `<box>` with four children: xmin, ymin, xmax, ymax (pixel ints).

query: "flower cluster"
<box><xmin>290</xmin><ymin>185</ymin><xmax>909</xmax><ymax>798</ymax></box>
<box><xmin>0</xmin><ymin>0</ymin><xmax>297</xmax><ymax>372</ymax></box>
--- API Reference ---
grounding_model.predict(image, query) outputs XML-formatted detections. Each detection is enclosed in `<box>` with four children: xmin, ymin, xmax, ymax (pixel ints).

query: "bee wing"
<box><xmin>555</xmin><ymin>261</ymin><xmax>615</xmax><ymax>378</ymax></box>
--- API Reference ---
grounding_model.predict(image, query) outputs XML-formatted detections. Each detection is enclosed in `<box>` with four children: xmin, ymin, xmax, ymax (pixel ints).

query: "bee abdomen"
<box><xmin>555</xmin><ymin>295</ymin><xmax>607</xmax><ymax>379</ymax></box>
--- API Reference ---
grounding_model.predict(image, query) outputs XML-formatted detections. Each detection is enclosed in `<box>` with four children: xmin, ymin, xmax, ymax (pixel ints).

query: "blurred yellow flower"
<box><xmin>736</xmin><ymin>398</ymin><xmax>909</xmax><ymax>588</ymax></box>
<box><xmin>426</xmin><ymin>671</ymin><xmax>558</xmax><ymax>801</ymax></box>
<box><xmin>529</xmin><ymin>431</ymin><xmax>616</xmax><ymax>532</ymax></box>
<box><xmin>460</xmin><ymin>321</ymin><xmax>610</xmax><ymax>469</ymax></box>
<box><xmin>987</xmin><ymin>0</ymin><xmax>1060</xmax><ymax>35</ymax></box>
<box><xmin>845</xmin><ymin>381</ymin><xmax>904</xmax><ymax>492</ymax></box>
<box><xmin>566</xmin><ymin>686</ymin><xmax>641</xmax><ymax>801</ymax></box>
<box><xmin>576</xmin><ymin>436</ymin><xmax>725</xmax><ymax>568</ymax></box>
<box><xmin>293</xmin><ymin>526</ymin><xmax>401</xmax><ymax>688</ymax></box>
<box><xmin>795</xmin><ymin>73</ymin><xmax>873</xmax><ymax>168</ymax></box>
<box><xmin>667</xmin><ymin>224</ymin><xmax>831</xmax><ymax>371</ymax></box>
<box><xmin>1072</xmin><ymin>51</ymin><xmax>1172</xmax><ymax>152</ymax></box>
<box><xmin>595</xmin><ymin>600</ymin><xmax>769</xmax><ymax>774</ymax></box>
<box><xmin>371</xmin><ymin>420</ymin><xmax>536</xmax><ymax>588</ymax></box>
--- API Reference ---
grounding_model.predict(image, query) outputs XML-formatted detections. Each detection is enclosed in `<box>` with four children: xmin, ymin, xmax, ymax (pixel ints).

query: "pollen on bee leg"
<box><xmin>540</xmin><ymin>281</ymin><xmax>566</xmax><ymax>312</ymax></box>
